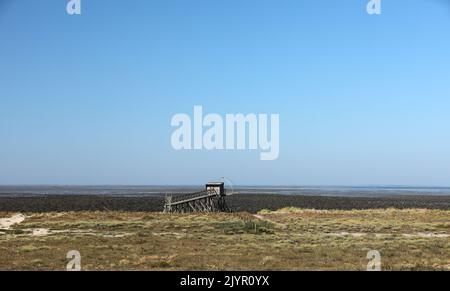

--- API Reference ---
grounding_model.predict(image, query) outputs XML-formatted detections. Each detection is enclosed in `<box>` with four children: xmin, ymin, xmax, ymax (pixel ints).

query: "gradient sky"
<box><xmin>1</xmin><ymin>0</ymin><xmax>450</xmax><ymax>186</ymax></box>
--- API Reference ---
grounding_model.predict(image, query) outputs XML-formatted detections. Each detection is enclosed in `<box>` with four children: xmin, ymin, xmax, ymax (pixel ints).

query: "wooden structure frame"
<box><xmin>163</xmin><ymin>182</ymin><xmax>231</xmax><ymax>213</ymax></box>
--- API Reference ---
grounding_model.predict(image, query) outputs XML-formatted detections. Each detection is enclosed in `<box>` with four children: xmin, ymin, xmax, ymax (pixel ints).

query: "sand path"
<box><xmin>0</xmin><ymin>213</ymin><xmax>26</xmax><ymax>230</ymax></box>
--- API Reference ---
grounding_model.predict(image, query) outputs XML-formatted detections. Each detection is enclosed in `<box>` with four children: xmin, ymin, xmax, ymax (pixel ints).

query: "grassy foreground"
<box><xmin>0</xmin><ymin>208</ymin><xmax>449</xmax><ymax>271</ymax></box>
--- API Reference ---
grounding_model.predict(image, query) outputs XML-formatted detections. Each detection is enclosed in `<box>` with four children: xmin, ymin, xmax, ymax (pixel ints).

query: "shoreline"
<box><xmin>0</xmin><ymin>194</ymin><xmax>449</xmax><ymax>213</ymax></box>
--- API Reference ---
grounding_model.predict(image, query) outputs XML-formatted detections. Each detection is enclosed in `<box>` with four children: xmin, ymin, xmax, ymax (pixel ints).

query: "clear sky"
<box><xmin>1</xmin><ymin>0</ymin><xmax>450</xmax><ymax>186</ymax></box>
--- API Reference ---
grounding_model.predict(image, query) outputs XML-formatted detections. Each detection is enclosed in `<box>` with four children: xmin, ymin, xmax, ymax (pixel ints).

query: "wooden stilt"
<box><xmin>163</xmin><ymin>183</ymin><xmax>232</xmax><ymax>213</ymax></box>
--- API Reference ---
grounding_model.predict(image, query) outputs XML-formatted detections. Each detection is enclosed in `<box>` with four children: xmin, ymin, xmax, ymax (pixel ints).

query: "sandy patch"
<box><xmin>19</xmin><ymin>228</ymin><xmax>134</xmax><ymax>238</ymax></box>
<box><xmin>0</xmin><ymin>217</ymin><xmax>133</xmax><ymax>238</ymax></box>
<box><xmin>326</xmin><ymin>232</ymin><xmax>366</xmax><ymax>238</ymax></box>
<box><xmin>402</xmin><ymin>232</ymin><xmax>450</xmax><ymax>238</ymax></box>
<box><xmin>30</xmin><ymin>228</ymin><xmax>51</xmax><ymax>236</ymax></box>
<box><xmin>325</xmin><ymin>232</ymin><xmax>450</xmax><ymax>238</ymax></box>
<box><xmin>0</xmin><ymin>214</ymin><xmax>26</xmax><ymax>230</ymax></box>
<box><xmin>152</xmin><ymin>232</ymin><xmax>188</xmax><ymax>239</ymax></box>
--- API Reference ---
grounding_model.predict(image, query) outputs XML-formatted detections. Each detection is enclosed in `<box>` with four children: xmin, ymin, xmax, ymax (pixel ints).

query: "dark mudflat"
<box><xmin>0</xmin><ymin>194</ymin><xmax>449</xmax><ymax>213</ymax></box>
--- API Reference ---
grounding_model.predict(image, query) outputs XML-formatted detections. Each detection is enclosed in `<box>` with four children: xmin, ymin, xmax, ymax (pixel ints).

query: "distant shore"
<box><xmin>0</xmin><ymin>194</ymin><xmax>449</xmax><ymax>213</ymax></box>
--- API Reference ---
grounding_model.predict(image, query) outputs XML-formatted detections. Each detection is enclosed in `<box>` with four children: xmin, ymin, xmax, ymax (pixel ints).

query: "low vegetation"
<box><xmin>0</xmin><ymin>209</ymin><xmax>448</xmax><ymax>270</ymax></box>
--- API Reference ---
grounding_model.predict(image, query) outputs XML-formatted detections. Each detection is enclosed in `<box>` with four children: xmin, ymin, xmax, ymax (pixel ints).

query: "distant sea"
<box><xmin>0</xmin><ymin>185</ymin><xmax>450</xmax><ymax>198</ymax></box>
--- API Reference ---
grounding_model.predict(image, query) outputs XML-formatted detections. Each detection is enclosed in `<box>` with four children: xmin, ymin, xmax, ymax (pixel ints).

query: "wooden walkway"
<box><xmin>163</xmin><ymin>189</ymin><xmax>231</xmax><ymax>213</ymax></box>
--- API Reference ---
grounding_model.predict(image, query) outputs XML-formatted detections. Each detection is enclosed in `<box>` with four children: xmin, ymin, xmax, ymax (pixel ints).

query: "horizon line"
<box><xmin>1</xmin><ymin>184</ymin><xmax>450</xmax><ymax>189</ymax></box>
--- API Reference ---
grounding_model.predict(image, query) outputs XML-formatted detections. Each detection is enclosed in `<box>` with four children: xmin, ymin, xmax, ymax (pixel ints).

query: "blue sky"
<box><xmin>1</xmin><ymin>0</ymin><xmax>450</xmax><ymax>185</ymax></box>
